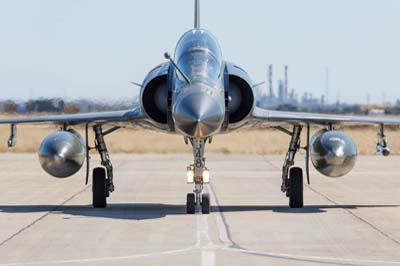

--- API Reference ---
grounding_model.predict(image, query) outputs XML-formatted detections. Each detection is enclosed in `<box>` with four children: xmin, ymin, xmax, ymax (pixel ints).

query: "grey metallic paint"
<box><xmin>38</xmin><ymin>130</ymin><xmax>86</xmax><ymax>178</ymax></box>
<box><xmin>1</xmin><ymin>0</ymin><xmax>400</xmax><ymax>179</ymax></box>
<box><xmin>310</xmin><ymin>130</ymin><xmax>357</xmax><ymax>177</ymax></box>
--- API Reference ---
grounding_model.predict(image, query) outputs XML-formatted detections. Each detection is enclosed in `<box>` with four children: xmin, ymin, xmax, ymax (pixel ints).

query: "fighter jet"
<box><xmin>1</xmin><ymin>0</ymin><xmax>399</xmax><ymax>214</ymax></box>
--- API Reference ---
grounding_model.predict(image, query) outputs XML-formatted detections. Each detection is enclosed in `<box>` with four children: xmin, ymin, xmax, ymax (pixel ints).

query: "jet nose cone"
<box><xmin>173</xmin><ymin>92</ymin><xmax>224</xmax><ymax>138</ymax></box>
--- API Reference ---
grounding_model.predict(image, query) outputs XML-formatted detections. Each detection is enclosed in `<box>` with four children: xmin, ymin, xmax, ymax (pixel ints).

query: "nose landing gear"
<box><xmin>186</xmin><ymin>138</ymin><xmax>211</xmax><ymax>214</ymax></box>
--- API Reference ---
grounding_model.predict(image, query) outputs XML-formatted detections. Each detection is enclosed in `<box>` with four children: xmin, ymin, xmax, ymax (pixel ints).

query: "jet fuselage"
<box><xmin>172</xmin><ymin>29</ymin><xmax>226</xmax><ymax>138</ymax></box>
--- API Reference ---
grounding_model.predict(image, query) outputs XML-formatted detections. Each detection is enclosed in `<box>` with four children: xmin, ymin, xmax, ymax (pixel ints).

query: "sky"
<box><xmin>0</xmin><ymin>0</ymin><xmax>399</xmax><ymax>104</ymax></box>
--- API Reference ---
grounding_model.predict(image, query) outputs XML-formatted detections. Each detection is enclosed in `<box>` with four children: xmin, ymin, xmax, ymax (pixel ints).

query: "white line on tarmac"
<box><xmin>0</xmin><ymin>247</ymin><xmax>195</xmax><ymax>266</ymax></box>
<box><xmin>207</xmin><ymin>182</ymin><xmax>400</xmax><ymax>265</ymax></box>
<box><xmin>224</xmin><ymin>247</ymin><xmax>400</xmax><ymax>265</ymax></box>
<box><xmin>1</xmin><ymin>187</ymin><xmax>219</xmax><ymax>266</ymax></box>
<box><xmin>4</xmin><ymin>181</ymin><xmax>399</xmax><ymax>266</ymax></box>
<box><xmin>196</xmin><ymin>214</ymin><xmax>215</xmax><ymax>266</ymax></box>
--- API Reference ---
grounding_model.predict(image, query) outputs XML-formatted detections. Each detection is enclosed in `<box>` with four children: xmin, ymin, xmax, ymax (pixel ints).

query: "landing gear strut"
<box><xmin>92</xmin><ymin>125</ymin><xmax>116</xmax><ymax>208</ymax></box>
<box><xmin>376</xmin><ymin>124</ymin><xmax>390</xmax><ymax>156</ymax></box>
<box><xmin>186</xmin><ymin>138</ymin><xmax>210</xmax><ymax>214</ymax></box>
<box><xmin>279</xmin><ymin>125</ymin><xmax>304</xmax><ymax>208</ymax></box>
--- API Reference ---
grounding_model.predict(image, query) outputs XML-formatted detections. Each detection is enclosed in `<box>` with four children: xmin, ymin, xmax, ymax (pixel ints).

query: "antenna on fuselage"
<box><xmin>194</xmin><ymin>0</ymin><xmax>200</xmax><ymax>28</ymax></box>
<box><xmin>130</xmin><ymin>81</ymin><xmax>142</xmax><ymax>88</ymax></box>
<box><xmin>164</xmin><ymin>52</ymin><xmax>191</xmax><ymax>85</ymax></box>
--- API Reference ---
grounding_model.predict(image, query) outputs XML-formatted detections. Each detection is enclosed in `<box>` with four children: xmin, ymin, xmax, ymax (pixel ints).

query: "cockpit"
<box><xmin>174</xmin><ymin>29</ymin><xmax>223</xmax><ymax>86</ymax></box>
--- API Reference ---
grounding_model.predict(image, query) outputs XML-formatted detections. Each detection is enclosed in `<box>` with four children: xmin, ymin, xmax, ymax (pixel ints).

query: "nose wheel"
<box><xmin>186</xmin><ymin>193</ymin><xmax>196</xmax><ymax>214</ymax></box>
<box><xmin>186</xmin><ymin>192</ymin><xmax>210</xmax><ymax>214</ymax></box>
<box><xmin>201</xmin><ymin>193</ymin><xmax>210</xmax><ymax>214</ymax></box>
<box><xmin>185</xmin><ymin>138</ymin><xmax>211</xmax><ymax>214</ymax></box>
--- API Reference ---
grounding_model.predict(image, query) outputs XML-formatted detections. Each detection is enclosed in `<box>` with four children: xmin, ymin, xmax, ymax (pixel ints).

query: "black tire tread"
<box><xmin>289</xmin><ymin>167</ymin><xmax>304</xmax><ymax>208</ymax></box>
<box><xmin>186</xmin><ymin>193</ymin><xmax>196</xmax><ymax>214</ymax></box>
<box><xmin>202</xmin><ymin>193</ymin><xmax>210</xmax><ymax>214</ymax></box>
<box><xmin>93</xmin><ymin>167</ymin><xmax>107</xmax><ymax>208</ymax></box>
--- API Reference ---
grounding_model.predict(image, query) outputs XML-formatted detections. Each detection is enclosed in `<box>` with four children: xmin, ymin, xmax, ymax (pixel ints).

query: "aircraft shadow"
<box><xmin>0</xmin><ymin>203</ymin><xmax>186</xmax><ymax>220</ymax></box>
<box><xmin>0</xmin><ymin>203</ymin><xmax>398</xmax><ymax>220</ymax></box>
<box><xmin>215</xmin><ymin>204</ymin><xmax>399</xmax><ymax>214</ymax></box>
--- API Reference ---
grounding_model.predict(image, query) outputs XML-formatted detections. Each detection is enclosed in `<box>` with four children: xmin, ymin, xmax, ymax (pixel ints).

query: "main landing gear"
<box><xmin>185</xmin><ymin>138</ymin><xmax>211</xmax><ymax>214</ymax></box>
<box><xmin>91</xmin><ymin>125</ymin><xmax>116</xmax><ymax>208</ymax></box>
<box><xmin>279</xmin><ymin>125</ymin><xmax>304</xmax><ymax>208</ymax></box>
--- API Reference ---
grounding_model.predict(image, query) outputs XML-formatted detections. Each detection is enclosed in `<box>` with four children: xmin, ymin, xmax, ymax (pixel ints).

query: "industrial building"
<box><xmin>257</xmin><ymin>65</ymin><xmax>327</xmax><ymax>110</ymax></box>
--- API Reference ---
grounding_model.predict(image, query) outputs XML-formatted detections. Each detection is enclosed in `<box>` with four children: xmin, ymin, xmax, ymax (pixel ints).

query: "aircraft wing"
<box><xmin>0</xmin><ymin>107</ymin><xmax>145</xmax><ymax>127</ymax></box>
<box><xmin>250</xmin><ymin>106</ymin><xmax>400</xmax><ymax>127</ymax></box>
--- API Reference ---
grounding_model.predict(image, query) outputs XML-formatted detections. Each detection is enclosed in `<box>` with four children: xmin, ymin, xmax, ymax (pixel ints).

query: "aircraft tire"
<box><xmin>201</xmin><ymin>193</ymin><xmax>210</xmax><ymax>214</ymax></box>
<box><xmin>186</xmin><ymin>193</ymin><xmax>196</xmax><ymax>214</ymax></box>
<box><xmin>289</xmin><ymin>167</ymin><xmax>304</xmax><ymax>208</ymax></box>
<box><xmin>93</xmin><ymin>167</ymin><xmax>107</xmax><ymax>208</ymax></box>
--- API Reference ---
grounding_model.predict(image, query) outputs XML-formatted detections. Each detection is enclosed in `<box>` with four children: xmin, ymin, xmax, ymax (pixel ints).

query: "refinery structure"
<box><xmin>257</xmin><ymin>65</ymin><xmax>327</xmax><ymax>110</ymax></box>
<box><xmin>1</xmin><ymin>64</ymin><xmax>400</xmax><ymax>115</ymax></box>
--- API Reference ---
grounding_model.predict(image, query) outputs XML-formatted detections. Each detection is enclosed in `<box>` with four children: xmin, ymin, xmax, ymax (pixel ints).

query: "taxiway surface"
<box><xmin>0</xmin><ymin>153</ymin><xmax>399</xmax><ymax>266</ymax></box>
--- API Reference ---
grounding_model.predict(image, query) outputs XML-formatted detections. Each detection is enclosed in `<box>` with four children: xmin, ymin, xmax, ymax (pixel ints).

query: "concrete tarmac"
<box><xmin>0</xmin><ymin>153</ymin><xmax>399</xmax><ymax>266</ymax></box>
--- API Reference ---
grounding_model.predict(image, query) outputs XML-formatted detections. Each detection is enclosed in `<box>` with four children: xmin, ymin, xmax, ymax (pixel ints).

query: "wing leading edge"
<box><xmin>0</xmin><ymin>107</ymin><xmax>145</xmax><ymax>127</ymax></box>
<box><xmin>250</xmin><ymin>107</ymin><xmax>400</xmax><ymax>127</ymax></box>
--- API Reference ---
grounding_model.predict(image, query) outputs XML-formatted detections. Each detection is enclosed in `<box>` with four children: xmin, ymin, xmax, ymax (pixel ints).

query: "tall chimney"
<box><xmin>268</xmin><ymin>65</ymin><xmax>274</xmax><ymax>97</ymax></box>
<box><xmin>284</xmin><ymin>65</ymin><xmax>288</xmax><ymax>100</ymax></box>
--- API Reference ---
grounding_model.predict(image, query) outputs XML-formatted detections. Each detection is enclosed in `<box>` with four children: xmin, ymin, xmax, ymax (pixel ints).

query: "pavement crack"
<box><xmin>207</xmin><ymin>183</ymin><xmax>240</xmax><ymax>249</ymax></box>
<box><xmin>307</xmin><ymin>185</ymin><xmax>400</xmax><ymax>247</ymax></box>
<box><xmin>0</xmin><ymin>185</ymin><xmax>90</xmax><ymax>248</ymax></box>
<box><xmin>0</xmin><ymin>161</ymin><xmax>126</xmax><ymax>249</ymax></box>
<box><xmin>263</xmin><ymin>155</ymin><xmax>400</xmax><ymax>247</ymax></box>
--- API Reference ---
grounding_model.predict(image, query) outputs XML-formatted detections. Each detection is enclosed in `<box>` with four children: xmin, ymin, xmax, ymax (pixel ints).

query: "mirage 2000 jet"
<box><xmin>1</xmin><ymin>0</ymin><xmax>399</xmax><ymax>214</ymax></box>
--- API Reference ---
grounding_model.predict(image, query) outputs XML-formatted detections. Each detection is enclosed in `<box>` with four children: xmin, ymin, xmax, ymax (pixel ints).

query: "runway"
<box><xmin>0</xmin><ymin>153</ymin><xmax>399</xmax><ymax>266</ymax></box>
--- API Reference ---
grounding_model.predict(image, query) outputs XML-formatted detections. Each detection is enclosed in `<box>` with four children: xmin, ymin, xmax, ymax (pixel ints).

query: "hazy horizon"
<box><xmin>1</xmin><ymin>0</ymin><xmax>399</xmax><ymax>104</ymax></box>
